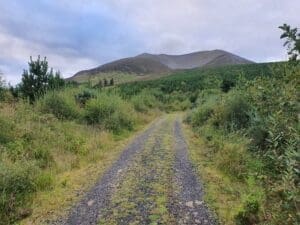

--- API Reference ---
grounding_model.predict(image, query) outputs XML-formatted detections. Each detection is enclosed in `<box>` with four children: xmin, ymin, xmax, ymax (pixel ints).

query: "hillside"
<box><xmin>69</xmin><ymin>50</ymin><xmax>254</xmax><ymax>81</ymax></box>
<box><xmin>137</xmin><ymin>49</ymin><xmax>253</xmax><ymax>69</ymax></box>
<box><xmin>71</xmin><ymin>57</ymin><xmax>171</xmax><ymax>80</ymax></box>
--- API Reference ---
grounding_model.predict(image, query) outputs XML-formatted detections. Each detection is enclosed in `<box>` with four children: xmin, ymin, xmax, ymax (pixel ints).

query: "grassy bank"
<box><xmin>0</xmin><ymin>86</ymin><xmax>160</xmax><ymax>224</ymax></box>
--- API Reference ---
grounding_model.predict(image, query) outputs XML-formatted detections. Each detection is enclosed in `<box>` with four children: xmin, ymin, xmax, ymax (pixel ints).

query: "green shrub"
<box><xmin>215</xmin><ymin>141</ymin><xmax>250</xmax><ymax>179</ymax></box>
<box><xmin>179</xmin><ymin>99</ymin><xmax>192</xmax><ymax>110</ymax></box>
<box><xmin>0</xmin><ymin>76</ymin><xmax>5</xmax><ymax>101</ymax></box>
<box><xmin>0</xmin><ymin>161</ymin><xmax>37</xmax><ymax>224</ymax></box>
<box><xmin>75</xmin><ymin>90</ymin><xmax>95</xmax><ymax>107</ymax></box>
<box><xmin>213</xmin><ymin>93</ymin><xmax>252</xmax><ymax>131</ymax></box>
<box><xmin>39</xmin><ymin>92</ymin><xmax>78</xmax><ymax>120</ymax></box>
<box><xmin>191</xmin><ymin>104</ymin><xmax>214</xmax><ymax>127</ymax></box>
<box><xmin>235</xmin><ymin>197</ymin><xmax>260</xmax><ymax>225</ymax></box>
<box><xmin>19</xmin><ymin>56</ymin><xmax>65</xmax><ymax>103</ymax></box>
<box><xmin>221</xmin><ymin>78</ymin><xmax>235</xmax><ymax>92</ymax></box>
<box><xmin>131</xmin><ymin>90</ymin><xmax>156</xmax><ymax>112</ymax></box>
<box><xmin>248</xmin><ymin>123</ymin><xmax>269</xmax><ymax>151</ymax></box>
<box><xmin>84</xmin><ymin>93</ymin><xmax>136</xmax><ymax>132</ymax></box>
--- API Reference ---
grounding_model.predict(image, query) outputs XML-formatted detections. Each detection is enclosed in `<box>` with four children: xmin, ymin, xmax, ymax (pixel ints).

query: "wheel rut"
<box><xmin>170</xmin><ymin>120</ymin><xmax>217</xmax><ymax>225</ymax></box>
<box><xmin>55</xmin><ymin>116</ymin><xmax>216</xmax><ymax>225</ymax></box>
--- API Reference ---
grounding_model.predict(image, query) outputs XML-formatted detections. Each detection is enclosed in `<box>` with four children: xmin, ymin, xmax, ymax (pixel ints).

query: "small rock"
<box><xmin>117</xmin><ymin>169</ymin><xmax>123</xmax><ymax>173</ymax></box>
<box><xmin>195</xmin><ymin>219</ymin><xmax>201</xmax><ymax>223</ymax></box>
<box><xmin>204</xmin><ymin>219</ymin><xmax>208</xmax><ymax>223</ymax></box>
<box><xmin>185</xmin><ymin>201</ymin><xmax>194</xmax><ymax>208</ymax></box>
<box><xmin>193</xmin><ymin>212</ymin><xmax>198</xmax><ymax>216</ymax></box>
<box><xmin>87</xmin><ymin>200</ymin><xmax>95</xmax><ymax>206</ymax></box>
<box><xmin>195</xmin><ymin>200</ymin><xmax>203</xmax><ymax>205</ymax></box>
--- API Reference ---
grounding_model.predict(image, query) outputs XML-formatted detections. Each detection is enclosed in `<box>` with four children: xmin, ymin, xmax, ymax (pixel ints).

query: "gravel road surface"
<box><xmin>54</xmin><ymin>116</ymin><xmax>216</xmax><ymax>225</ymax></box>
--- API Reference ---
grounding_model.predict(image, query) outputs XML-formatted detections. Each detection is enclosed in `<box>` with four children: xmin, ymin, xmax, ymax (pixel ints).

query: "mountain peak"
<box><xmin>70</xmin><ymin>49</ymin><xmax>254</xmax><ymax>79</ymax></box>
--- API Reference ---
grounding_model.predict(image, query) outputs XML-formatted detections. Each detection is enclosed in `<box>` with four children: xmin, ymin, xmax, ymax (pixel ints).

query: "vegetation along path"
<box><xmin>57</xmin><ymin>115</ymin><xmax>216</xmax><ymax>225</ymax></box>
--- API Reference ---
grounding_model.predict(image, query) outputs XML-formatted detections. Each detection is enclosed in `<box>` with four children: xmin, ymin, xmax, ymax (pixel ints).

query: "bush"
<box><xmin>221</xmin><ymin>78</ymin><xmax>235</xmax><ymax>92</ymax></box>
<box><xmin>131</xmin><ymin>90</ymin><xmax>156</xmax><ymax>112</ymax></box>
<box><xmin>39</xmin><ymin>92</ymin><xmax>79</xmax><ymax>120</ymax></box>
<box><xmin>213</xmin><ymin>93</ymin><xmax>252</xmax><ymax>131</ymax></box>
<box><xmin>191</xmin><ymin>104</ymin><xmax>214</xmax><ymax>127</ymax></box>
<box><xmin>248</xmin><ymin>123</ymin><xmax>269</xmax><ymax>151</ymax></box>
<box><xmin>0</xmin><ymin>75</ymin><xmax>5</xmax><ymax>101</ymax></box>
<box><xmin>84</xmin><ymin>93</ymin><xmax>136</xmax><ymax>132</ymax></box>
<box><xmin>235</xmin><ymin>198</ymin><xmax>260</xmax><ymax>225</ymax></box>
<box><xmin>178</xmin><ymin>99</ymin><xmax>192</xmax><ymax>110</ymax></box>
<box><xmin>19</xmin><ymin>56</ymin><xmax>65</xmax><ymax>103</ymax></box>
<box><xmin>75</xmin><ymin>90</ymin><xmax>95</xmax><ymax>107</ymax></box>
<box><xmin>0</xmin><ymin>161</ymin><xmax>37</xmax><ymax>224</ymax></box>
<box><xmin>215</xmin><ymin>141</ymin><xmax>250</xmax><ymax>179</ymax></box>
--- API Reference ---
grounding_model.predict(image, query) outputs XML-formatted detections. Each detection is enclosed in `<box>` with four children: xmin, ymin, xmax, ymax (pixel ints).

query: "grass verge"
<box><xmin>182</xmin><ymin>123</ymin><xmax>265</xmax><ymax>225</ymax></box>
<box><xmin>19</xmin><ymin>113</ymin><xmax>160</xmax><ymax>225</ymax></box>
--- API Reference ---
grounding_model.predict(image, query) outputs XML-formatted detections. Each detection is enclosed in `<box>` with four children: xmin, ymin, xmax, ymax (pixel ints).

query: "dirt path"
<box><xmin>57</xmin><ymin>115</ymin><xmax>216</xmax><ymax>225</ymax></box>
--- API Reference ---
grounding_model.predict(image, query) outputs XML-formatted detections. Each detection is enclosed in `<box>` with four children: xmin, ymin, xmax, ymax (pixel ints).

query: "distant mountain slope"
<box><xmin>70</xmin><ymin>49</ymin><xmax>254</xmax><ymax>80</ymax></box>
<box><xmin>72</xmin><ymin>57</ymin><xmax>170</xmax><ymax>79</ymax></box>
<box><xmin>137</xmin><ymin>50</ymin><xmax>253</xmax><ymax>69</ymax></box>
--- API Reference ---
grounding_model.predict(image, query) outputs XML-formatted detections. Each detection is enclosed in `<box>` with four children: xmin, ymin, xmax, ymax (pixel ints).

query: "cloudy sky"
<box><xmin>0</xmin><ymin>0</ymin><xmax>299</xmax><ymax>84</ymax></box>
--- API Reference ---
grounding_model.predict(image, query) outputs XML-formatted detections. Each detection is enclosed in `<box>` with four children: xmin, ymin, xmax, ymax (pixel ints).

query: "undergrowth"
<box><xmin>186</xmin><ymin>63</ymin><xmax>299</xmax><ymax>224</ymax></box>
<box><xmin>0</xmin><ymin>85</ymin><xmax>158</xmax><ymax>224</ymax></box>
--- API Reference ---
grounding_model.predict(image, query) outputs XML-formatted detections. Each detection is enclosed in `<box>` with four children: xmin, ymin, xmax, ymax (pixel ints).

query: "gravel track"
<box><xmin>98</xmin><ymin>123</ymin><xmax>171</xmax><ymax>224</ymax></box>
<box><xmin>53</xmin><ymin>116</ymin><xmax>216</xmax><ymax>225</ymax></box>
<box><xmin>171</xmin><ymin>119</ymin><xmax>216</xmax><ymax>225</ymax></box>
<box><xmin>56</xmin><ymin>119</ymin><xmax>163</xmax><ymax>225</ymax></box>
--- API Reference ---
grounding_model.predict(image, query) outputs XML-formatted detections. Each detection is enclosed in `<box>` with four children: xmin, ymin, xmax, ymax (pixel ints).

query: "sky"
<box><xmin>0</xmin><ymin>0</ymin><xmax>299</xmax><ymax>84</ymax></box>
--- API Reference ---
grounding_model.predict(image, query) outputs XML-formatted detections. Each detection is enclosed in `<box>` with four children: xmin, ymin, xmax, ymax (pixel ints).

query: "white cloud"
<box><xmin>101</xmin><ymin>0</ymin><xmax>299</xmax><ymax>60</ymax></box>
<box><xmin>0</xmin><ymin>26</ymin><xmax>98</xmax><ymax>84</ymax></box>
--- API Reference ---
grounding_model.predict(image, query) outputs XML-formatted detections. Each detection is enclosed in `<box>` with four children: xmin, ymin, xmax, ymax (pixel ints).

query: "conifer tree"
<box><xmin>279</xmin><ymin>24</ymin><xmax>300</xmax><ymax>61</ymax></box>
<box><xmin>0</xmin><ymin>71</ymin><xmax>5</xmax><ymax>101</ymax></box>
<box><xmin>20</xmin><ymin>56</ymin><xmax>64</xmax><ymax>102</ymax></box>
<box><xmin>109</xmin><ymin>78</ymin><xmax>114</xmax><ymax>86</ymax></box>
<box><xmin>103</xmin><ymin>78</ymin><xmax>108</xmax><ymax>86</ymax></box>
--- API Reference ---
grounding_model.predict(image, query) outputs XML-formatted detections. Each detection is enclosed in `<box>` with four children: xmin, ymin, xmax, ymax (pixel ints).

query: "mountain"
<box><xmin>70</xmin><ymin>49</ymin><xmax>254</xmax><ymax>80</ymax></box>
<box><xmin>136</xmin><ymin>49</ymin><xmax>253</xmax><ymax>69</ymax></box>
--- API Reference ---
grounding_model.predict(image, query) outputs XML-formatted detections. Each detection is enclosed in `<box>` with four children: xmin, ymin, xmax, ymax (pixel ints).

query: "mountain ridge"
<box><xmin>70</xmin><ymin>49</ymin><xmax>254</xmax><ymax>80</ymax></box>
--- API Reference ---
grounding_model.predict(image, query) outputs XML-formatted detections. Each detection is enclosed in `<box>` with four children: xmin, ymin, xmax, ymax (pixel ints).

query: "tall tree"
<box><xmin>279</xmin><ymin>24</ymin><xmax>300</xmax><ymax>61</ymax></box>
<box><xmin>20</xmin><ymin>56</ymin><xmax>64</xmax><ymax>102</ymax></box>
<box><xmin>109</xmin><ymin>78</ymin><xmax>114</xmax><ymax>86</ymax></box>
<box><xmin>103</xmin><ymin>78</ymin><xmax>108</xmax><ymax>86</ymax></box>
<box><xmin>0</xmin><ymin>71</ymin><xmax>5</xmax><ymax>101</ymax></box>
